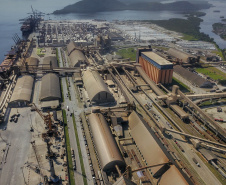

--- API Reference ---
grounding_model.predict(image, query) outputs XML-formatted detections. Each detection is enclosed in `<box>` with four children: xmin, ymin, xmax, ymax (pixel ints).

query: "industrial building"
<box><xmin>67</xmin><ymin>41</ymin><xmax>87</xmax><ymax>67</ymax></box>
<box><xmin>82</xmin><ymin>70</ymin><xmax>115</xmax><ymax>104</ymax></box>
<box><xmin>9</xmin><ymin>75</ymin><xmax>34</xmax><ymax>107</ymax></box>
<box><xmin>174</xmin><ymin>65</ymin><xmax>213</xmax><ymax>88</ymax></box>
<box><xmin>26</xmin><ymin>57</ymin><xmax>39</xmax><ymax>70</ymax></box>
<box><xmin>168</xmin><ymin>48</ymin><xmax>200</xmax><ymax>64</ymax></box>
<box><xmin>88</xmin><ymin>113</ymin><xmax>125</xmax><ymax>172</ymax></box>
<box><xmin>42</xmin><ymin>56</ymin><xmax>58</xmax><ymax>69</ymax></box>
<box><xmin>108</xmin><ymin>32</ymin><xmax>124</xmax><ymax>41</ymax></box>
<box><xmin>137</xmin><ymin>48</ymin><xmax>173</xmax><ymax>84</ymax></box>
<box><xmin>128</xmin><ymin>111</ymin><xmax>188</xmax><ymax>184</ymax></box>
<box><xmin>39</xmin><ymin>73</ymin><xmax>61</xmax><ymax>101</ymax></box>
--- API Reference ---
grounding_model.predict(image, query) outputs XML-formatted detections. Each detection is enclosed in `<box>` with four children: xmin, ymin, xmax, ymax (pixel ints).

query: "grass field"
<box><xmin>60</xmin><ymin>79</ymin><xmax>65</xmax><ymax>102</ymax></box>
<box><xmin>116</xmin><ymin>48</ymin><xmax>137</xmax><ymax>61</ymax></box>
<box><xmin>195</xmin><ymin>65</ymin><xmax>226</xmax><ymax>81</ymax></box>
<box><xmin>72</xmin><ymin>114</ymin><xmax>88</xmax><ymax>185</ymax></box>
<box><xmin>62</xmin><ymin>110</ymin><xmax>75</xmax><ymax>185</ymax></box>
<box><xmin>171</xmin><ymin>77</ymin><xmax>191</xmax><ymax>93</ymax></box>
<box><xmin>36</xmin><ymin>48</ymin><xmax>45</xmax><ymax>57</ymax></box>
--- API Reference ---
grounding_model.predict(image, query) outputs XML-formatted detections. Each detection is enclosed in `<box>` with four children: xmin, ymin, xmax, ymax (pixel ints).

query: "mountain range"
<box><xmin>53</xmin><ymin>0</ymin><xmax>212</xmax><ymax>14</ymax></box>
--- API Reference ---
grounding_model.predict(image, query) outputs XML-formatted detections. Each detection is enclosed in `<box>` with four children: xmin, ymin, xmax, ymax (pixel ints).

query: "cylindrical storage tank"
<box><xmin>88</xmin><ymin>113</ymin><xmax>125</xmax><ymax>172</ymax></box>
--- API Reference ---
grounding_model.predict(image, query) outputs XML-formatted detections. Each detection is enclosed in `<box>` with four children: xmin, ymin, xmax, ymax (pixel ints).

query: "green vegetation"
<box><xmin>60</xmin><ymin>79</ymin><xmax>65</xmax><ymax>102</ymax></box>
<box><xmin>65</xmin><ymin>78</ymin><xmax>71</xmax><ymax>101</ymax></box>
<box><xmin>72</xmin><ymin>114</ymin><xmax>88</xmax><ymax>185</ymax></box>
<box><xmin>53</xmin><ymin>0</ymin><xmax>211</xmax><ymax>14</ymax></box>
<box><xmin>182</xmin><ymin>34</ymin><xmax>198</xmax><ymax>41</ymax></box>
<box><xmin>62</xmin><ymin>110</ymin><xmax>75</xmax><ymax>185</ymax></box>
<box><xmin>146</xmin><ymin>16</ymin><xmax>214</xmax><ymax>43</ymax></box>
<box><xmin>116</xmin><ymin>47</ymin><xmax>137</xmax><ymax>61</ymax></box>
<box><xmin>199</xmin><ymin>100</ymin><xmax>220</xmax><ymax>107</ymax></box>
<box><xmin>212</xmin><ymin>23</ymin><xmax>226</xmax><ymax>40</ymax></box>
<box><xmin>56</xmin><ymin>48</ymin><xmax>60</xmax><ymax>66</ymax></box>
<box><xmin>195</xmin><ymin>65</ymin><xmax>226</xmax><ymax>81</ymax></box>
<box><xmin>36</xmin><ymin>48</ymin><xmax>45</xmax><ymax>57</ymax></box>
<box><xmin>199</xmin><ymin>98</ymin><xmax>226</xmax><ymax>107</ymax></box>
<box><xmin>171</xmin><ymin>77</ymin><xmax>191</xmax><ymax>93</ymax></box>
<box><xmin>196</xmin><ymin>152</ymin><xmax>226</xmax><ymax>185</ymax></box>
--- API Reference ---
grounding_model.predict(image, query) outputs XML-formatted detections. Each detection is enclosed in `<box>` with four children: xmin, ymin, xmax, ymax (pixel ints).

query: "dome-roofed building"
<box><xmin>67</xmin><ymin>41</ymin><xmax>87</xmax><ymax>67</ymax></box>
<box><xmin>9</xmin><ymin>75</ymin><xmax>34</xmax><ymax>107</ymax></box>
<box><xmin>39</xmin><ymin>73</ymin><xmax>61</xmax><ymax>101</ymax></box>
<box><xmin>88</xmin><ymin>113</ymin><xmax>125</xmax><ymax>172</ymax></box>
<box><xmin>42</xmin><ymin>56</ymin><xmax>58</xmax><ymax>69</ymax></box>
<box><xmin>82</xmin><ymin>69</ymin><xmax>115</xmax><ymax>104</ymax></box>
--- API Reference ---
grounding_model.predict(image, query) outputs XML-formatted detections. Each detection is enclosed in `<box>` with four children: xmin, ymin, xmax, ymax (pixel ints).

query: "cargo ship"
<box><xmin>20</xmin><ymin>16</ymin><xmax>35</xmax><ymax>36</ymax></box>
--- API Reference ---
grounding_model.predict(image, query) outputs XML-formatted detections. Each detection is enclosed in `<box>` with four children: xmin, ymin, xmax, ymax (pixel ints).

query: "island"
<box><xmin>212</xmin><ymin>23</ymin><xmax>226</xmax><ymax>40</ymax></box>
<box><xmin>53</xmin><ymin>0</ymin><xmax>211</xmax><ymax>14</ymax></box>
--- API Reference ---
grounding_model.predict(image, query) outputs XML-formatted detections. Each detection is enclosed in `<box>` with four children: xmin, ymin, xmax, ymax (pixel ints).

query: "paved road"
<box><xmin>58</xmin><ymin>48</ymin><xmax>93</xmax><ymax>185</ymax></box>
<box><xmin>136</xmin><ymin>92</ymin><xmax>222</xmax><ymax>185</ymax></box>
<box><xmin>0</xmin><ymin>108</ymin><xmax>32</xmax><ymax>185</ymax></box>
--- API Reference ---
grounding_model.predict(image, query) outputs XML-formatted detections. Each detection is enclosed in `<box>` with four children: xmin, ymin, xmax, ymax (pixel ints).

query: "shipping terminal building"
<box><xmin>137</xmin><ymin>48</ymin><xmax>173</xmax><ymax>84</ymax></box>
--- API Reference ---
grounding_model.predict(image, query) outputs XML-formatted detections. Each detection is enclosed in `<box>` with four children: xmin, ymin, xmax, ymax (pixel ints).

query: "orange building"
<box><xmin>137</xmin><ymin>49</ymin><xmax>173</xmax><ymax>84</ymax></box>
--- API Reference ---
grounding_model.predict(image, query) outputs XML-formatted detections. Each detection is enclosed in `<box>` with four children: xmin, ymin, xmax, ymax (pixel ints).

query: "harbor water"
<box><xmin>0</xmin><ymin>0</ymin><xmax>225</xmax><ymax>62</ymax></box>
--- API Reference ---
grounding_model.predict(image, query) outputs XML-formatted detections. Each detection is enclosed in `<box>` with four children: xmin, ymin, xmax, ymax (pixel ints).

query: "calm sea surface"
<box><xmin>0</xmin><ymin>0</ymin><xmax>225</xmax><ymax>62</ymax></box>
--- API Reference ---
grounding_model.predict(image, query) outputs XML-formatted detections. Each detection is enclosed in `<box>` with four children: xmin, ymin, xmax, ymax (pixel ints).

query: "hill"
<box><xmin>53</xmin><ymin>0</ymin><xmax>211</xmax><ymax>14</ymax></box>
<box><xmin>53</xmin><ymin>0</ymin><xmax>126</xmax><ymax>14</ymax></box>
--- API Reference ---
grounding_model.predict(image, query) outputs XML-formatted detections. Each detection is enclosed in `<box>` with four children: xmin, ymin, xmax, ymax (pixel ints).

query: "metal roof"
<box><xmin>129</xmin><ymin>111</ymin><xmax>169</xmax><ymax>175</ymax></box>
<box><xmin>158</xmin><ymin>165</ymin><xmax>189</xmax><ymax>185</ymax></box>
<box><xmin>88</xmin><ymin>113</ymin><xmax>125</xmax><ymax>171</ymax></box>
<box><xmin>142</xmin><ymin>51</ymin><xmax>172</xmax><ymax>66</ymax></box>
<box><xmin>10</xmin><ymin>75</ymin><xmax>34</xmax><ymax>103</ymax></box>
<box><xmin>42</xmin><ymin>56</ymin><xmax>58</xmax><ymax>69</ymax></box>
<box><xmin>129</xmin><ymin>111</ymin><xmax>188</xmax><ymax>184</ymax></box>
<box><xmin>82</xmin><ymin>70</ymin><xmax>114</xmax><ymax>103</ymax></box>
<box><xmin>113</xmin><ymin>176</ymin><xmax>136</xmax><ymax>185</ymax></box>
<box><xmin>168</xmin><ymin>48</ymin><xmax>192</xmax><ymax>63</ymax></box>
<box><xmin>26</xmin><ymin>57</ymin><xmax>39</xmax><ymax>66</ymax></box>
<box><xmin>67</xmin><ymin>41</ymin><xmax>87</xmax><ymax>67</ymax></box>
<box><xmin>199</xmin><ymin>148</ymin><xmax>217</xmax><ymax>162</ymax></box>
<box><xmin>174</xmin><ymin>65</ymin><xmax>212</xmax><ymax>88</ymax></box>
<box><xmin>40</xmin><ymin>73</ymin><xmax>61</xmax><ymax>101</ymax></box>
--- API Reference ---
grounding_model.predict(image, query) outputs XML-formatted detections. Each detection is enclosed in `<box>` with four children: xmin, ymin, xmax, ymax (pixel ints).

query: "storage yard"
<box><xmin>0</xmin><ymin>18</ymin><xmax>226</xmax><ymax>185</ymax></box>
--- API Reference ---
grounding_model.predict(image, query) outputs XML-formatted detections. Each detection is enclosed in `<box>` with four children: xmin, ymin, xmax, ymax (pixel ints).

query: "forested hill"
<box><xmin>53</xmin><ymin>0</ymin><xmax>211</xmax><ymax>14</ymax></box>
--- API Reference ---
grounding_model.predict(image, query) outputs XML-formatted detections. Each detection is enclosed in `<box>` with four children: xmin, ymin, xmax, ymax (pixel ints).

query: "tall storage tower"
<box><xmin>137</xmin><ymin>48</ymin><xmax>173</xmax><ymax>84</ymax></box>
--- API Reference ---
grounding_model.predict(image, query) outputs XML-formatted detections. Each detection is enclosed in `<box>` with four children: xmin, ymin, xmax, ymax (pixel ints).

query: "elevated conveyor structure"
<box><xmin>178</xmin><ymin>90</ymin><xmax>226</xmax><ymax>142</ymax></box>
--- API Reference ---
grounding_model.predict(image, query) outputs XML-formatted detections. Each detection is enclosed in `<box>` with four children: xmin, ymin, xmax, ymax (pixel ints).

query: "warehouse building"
<box><xmin>128</xmin><ymin>111</ymin><xmax>188</xmax><ymax>184</ymax></box>
<box><xmin>174</xmin><ymin>65</ymin><xmax>213</xmax><ymax>88</ymax></box>
<box><xmin>137</xmin><ymin>48</ymin><xmax>173</xmax><ymax>84</ymax></box>
<box><xmin>40</xmin><ymin>73</ymin><xmax>61</xmax><ymax>101</ymax></box>
<box><xmin>42</xmin><ymin>56</ymin><xmax>58</xmax><ymax>69</ymax></box>
<box><xmin>82</xmin><ymin>70</ymin><xmax>115</xmax><ymax>104</ymax></box>
<box><xmin>88</xmin><ymin>113</ymin><xmax>125</xmax><ymax>172</ymax></box>
<box><xmin>67</xmin><ymin>41</ymin><xmax>87</xmax><ymax>67</ymax></box>
<box><xmin>9</xmin><ymin>75</ymin><xmax>34</xmax><ymax>107</ymax></box>
<box><xmin>168</xmin><ymin>48</ymin><xmax>200</xmax><ymax>64</ymax></box>
<box><xmin>26</xmin><ymin>57</ymin><xmax>39</xmax><ymax>70</ymax></box>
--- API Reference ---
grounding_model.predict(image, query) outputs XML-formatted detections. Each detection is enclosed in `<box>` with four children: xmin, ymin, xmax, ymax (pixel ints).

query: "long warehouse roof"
<box><xmin>40</xmin><ymin>73</ymin><xmax>61</xmax><ymax>101</ymax></box>
<box><xmin>10</xmin><ymin>75</ymin><xmax>34</xmax><ymax>103</ymax></box>
<box><xmin>82</xmin><ymin>70</ymin><xmax>114</xmax><ymax>103</ymax></box>
<box><xmin>88</xmin><ymin>113</ymin><xmax>125</xmax><ymax>171</ymax></box>
<box><xmin>129</xmin><ymin>111</ymin><xmax>188</xmax><ymax>184</ymax></box>
<box><xmin>67</xmin><ymin>41</ymin><xmax>87</xmax><ymax>67</ymax></box>
<box><xmin>129</xmin><ymin>111</ymin><xmax>169</xmax><ymax>175</ymax></box>
<box><xmin>42</xmin><ymin>56</ymin><xmax>58</xmax><ymax>68</ymax></box>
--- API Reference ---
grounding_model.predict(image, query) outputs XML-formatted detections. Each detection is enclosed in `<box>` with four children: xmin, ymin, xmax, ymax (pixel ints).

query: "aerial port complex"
<box><xmin>0</xmin><ymin>11</ymin><xmax>226</xmax><ymax>185</ymax></box>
